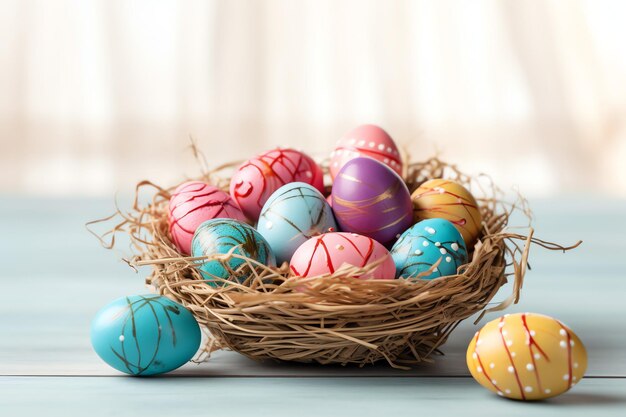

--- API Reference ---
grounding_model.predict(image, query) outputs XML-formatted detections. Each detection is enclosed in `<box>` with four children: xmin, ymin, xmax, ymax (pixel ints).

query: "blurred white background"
<box><xmin>1</xmin><ymin>0</ymin><xmax>625</xmax><ymax>197</ymax></box>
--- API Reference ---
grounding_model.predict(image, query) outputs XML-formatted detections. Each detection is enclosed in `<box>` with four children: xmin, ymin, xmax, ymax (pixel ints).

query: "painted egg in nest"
<box><xmin>411</xmin><ymin>179</ymin><xmax>483</xmax><ymax>247</ymax></box>
<box><xmin>331</xmin><ymin>157</ymin><xmax>413</xmax><ymax>245</ymax></box>
<box><xmin>191</xmin><ymin>218</ymin><xmax>276</xmax><ymax>286</ymax></box>
<box><xmin>289</xmin><ymin>232</ymin><xmax>395</xmax><ymax>279</ymax></box>
<box><xmin>258</xmin><ymin>182</ymin><xmax>337</xmax><ymax>265</ymax></box>
<box><xmin>330</xmin><ymin>124</ymin><xmax>402</xmax><ymax>179</ymax></box>
<box><xmin>229</xmin><ymin>148</ymin><xmax>325</xmax><ymax>222</ymax></box>
<box><xmin>467</xmin><ymin>312</ymin><xmax>587</xmax><ymax>400</ymax></box>
<box><xmin>390</xmin><ymin>218</ymin><xmax>468</xmax><ymax>280</ymax></box>
<box><xmin>90</xmin><ymin>294</ymin><xmax>201</xmax><ymax>376</ymax></box>
<box><xmin>168</xmin><ymin>181</ymin><xmax>247</xmax><ymax>255</ymax></box>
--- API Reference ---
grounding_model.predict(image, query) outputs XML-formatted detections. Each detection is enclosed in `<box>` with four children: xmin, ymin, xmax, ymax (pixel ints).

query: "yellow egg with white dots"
<box><xmin>466</xmin><ymin>312</ymin><xmax>587</xmax><ymax>401</ymax></box>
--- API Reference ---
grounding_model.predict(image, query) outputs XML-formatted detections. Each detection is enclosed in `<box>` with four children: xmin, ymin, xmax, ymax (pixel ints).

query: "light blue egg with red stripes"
<box><xmin>258</xmin><ymin>182</ymin><xmax>337</xmax><ymax>265</ymax></box>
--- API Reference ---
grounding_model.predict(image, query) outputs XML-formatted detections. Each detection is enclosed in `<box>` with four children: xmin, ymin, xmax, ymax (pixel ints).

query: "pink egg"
<box><xmin>230</xmin><ymin>148</ymin><xmax>324</xmax><ymax>222</ymax></box>
<box><xmin>330</xmin><ymin>124</ymin><xmax>402</xmax><ymax>179</ymax></box>
<box><xmin>168</xmin><ymin>181</ymin><xmax>247</xmax><ymax>255</ymax></box>
<box><xmin>289</xmin><ymin>232</ymin><xmax>396</xmax><ymax>280</ymax></box>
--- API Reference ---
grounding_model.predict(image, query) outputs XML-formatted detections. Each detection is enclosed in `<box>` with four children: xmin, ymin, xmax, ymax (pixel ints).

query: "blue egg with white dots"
<box><xmin>258</xmin><ymin>182</ymin><xmax>337</xmax><ymax>264</ymax></box>
<box><xmin>390</xmin><ymin>218</ymin><xmax>468</xmax><ymax>279</ymax></box>
<box><xmin>191</xmin><ymin>218</ymin><xmax>276</xmax><ymax>286</ymax></box>
<box><xmin>90</xmin><ymin>294</ymin><xmax>201</xmax><ymax>376</ymax></box>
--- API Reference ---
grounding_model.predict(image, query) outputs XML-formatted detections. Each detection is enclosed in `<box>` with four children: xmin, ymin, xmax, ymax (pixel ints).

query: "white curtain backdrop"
<box><xmin>1</xmin><ymin>0</ymin><xmax>625</xmax><ymax>196</ymax></box>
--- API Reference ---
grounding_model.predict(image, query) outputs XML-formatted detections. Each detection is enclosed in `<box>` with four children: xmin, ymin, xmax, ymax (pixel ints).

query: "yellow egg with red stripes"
<box><xmin>466</xmin><ymin>313</ymin><xmax>587</xmax><ymax>401</ymax></box>
<box><xmin>411</xmin><ymin>179</ymin><xmax>482</xmax><ymax>247</ymax></box>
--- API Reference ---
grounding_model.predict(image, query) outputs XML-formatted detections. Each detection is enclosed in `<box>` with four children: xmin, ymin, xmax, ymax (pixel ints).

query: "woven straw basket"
<box><xmin>90</xmin><ymin>153</ymin><xmax>575</xmax><ymax>369</ymax></box>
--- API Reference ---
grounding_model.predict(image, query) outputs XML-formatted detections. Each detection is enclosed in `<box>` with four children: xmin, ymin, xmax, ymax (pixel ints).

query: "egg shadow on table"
<box><xmin>484</xmin><ymin>389</ymin><xmax>626</xmax><ymax>407</ymax></box>
<box><xmin>542</xmin><ymin>391</ymin><xmax>626</xmax><ymax>406</ymax></box>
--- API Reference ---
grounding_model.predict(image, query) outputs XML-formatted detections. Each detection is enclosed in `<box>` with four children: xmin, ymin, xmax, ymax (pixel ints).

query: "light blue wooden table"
<box><xmin>1</xmin><ymin>196</ymin><xmax>625</xmax><ymax>416</ymax></box>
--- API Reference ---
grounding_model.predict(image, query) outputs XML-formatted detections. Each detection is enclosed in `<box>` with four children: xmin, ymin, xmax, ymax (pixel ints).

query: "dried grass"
<box><xmin>88</xmin><ymin>153</ymin><xmax>579</xmax><ymax>369</ymax></box>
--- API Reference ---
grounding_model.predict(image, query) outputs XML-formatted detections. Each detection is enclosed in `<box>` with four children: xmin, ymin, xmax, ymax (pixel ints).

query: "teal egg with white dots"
<box><xmin>390</xmin><ymin>218</ymin><xmax>468</xmax><ymax>279</ymax></box>
<box><xmin>191</xmin><ymin>218</ymin><xmax>276</xmax><ymax>286</ymax></box>
<box><xmin>258</xmin><ymin>182</ymin><xmax>337</xmax><ymax>264</ymax></box>
<box><xmin>90</xmin><ymin>294</ymin><xmax>201</xmax><ymax>376</ymax></box>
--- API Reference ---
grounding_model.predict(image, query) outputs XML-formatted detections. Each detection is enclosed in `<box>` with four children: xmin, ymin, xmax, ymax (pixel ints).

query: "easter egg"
<box><xmin>332</xmin><ymin>157</ymin><xmax>413</xmax><ymax>245</ymax></box>
<box><xmin>289</xmin><ymin>232</ymin><xmax>395</xmax><ymax>279</ymax></box>
<box><xmin>168</xmin><ymin>181</ymin><xmax>247</xmax><ymax>255</ymax></box>
<box><xmin>90</xmin><ymin>294</ymin><xmax>201</xmax><ymax>376</ymax></box>
<box><xmin>191</xmin><ymin>218</ymin><xmax>276</xmax><ymax>286</ymax></box>
<box><xmin>390</xmin><ymin>218</ymin><xmax>468</xmax><ymax>279</ymax></box>
<box><xmin>467</xmin><ymin>312</ymin><xmax>587</xmax><ymax>401</ymax></box>
<box><xmin>330</xmin><ymin>124</ymin><xmax>402</xmax><ymax>179</ymax></box>
<box><xmin>411</xmin><ymin>179</ymin><xmax>483</xmax><ymax>247</ymax></box>
<box><xmin>230</xmin><ymin>148</ymin><xmax>324</xmax><ymax>222</ymax></box>
<box><xmin>258</xmin><ymin>182</ymin><xmax>338</xmax><ymax>264</ymax></box>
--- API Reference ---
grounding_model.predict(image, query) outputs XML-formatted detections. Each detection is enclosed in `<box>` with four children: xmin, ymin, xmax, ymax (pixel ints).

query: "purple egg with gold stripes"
<box><xmin>331</xmin><ymin>157</ymin><xmax>413</xmax><ymax>245</ymax></box>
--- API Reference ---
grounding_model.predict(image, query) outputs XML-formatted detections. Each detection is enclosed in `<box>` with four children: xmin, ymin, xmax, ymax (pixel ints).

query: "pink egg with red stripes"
<box><xmin>230</xmin><ymin>148</ymin><xmax>325</xmax><ymax>222</ymax></box>
<box><xmin>330</xmin><ymin>124</ymin><xmax>402</xmax><ymax>180</ymax></box>
<box><xmin>289</xmin><ymin>232</ymin><xmax>395</xmax><ymax>279</ymax></box>
<box><xmin>168</xmin><ymin>181</ymin><xmax>247</xmax><ymax>255</ymax></box>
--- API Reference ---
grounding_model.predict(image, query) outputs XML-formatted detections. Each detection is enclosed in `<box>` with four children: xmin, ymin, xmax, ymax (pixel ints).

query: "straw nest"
<box><xmin>89</xmin><ymin>152</ymin><xmax>578</xmax><ymax>369</ymax></box>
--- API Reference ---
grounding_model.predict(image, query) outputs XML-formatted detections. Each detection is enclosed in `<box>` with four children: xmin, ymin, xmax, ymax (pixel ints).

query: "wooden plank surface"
<box><xmin>0</xmin><ymin>196</ymin><xmax>625</xmax><ymax>415</ymax></box>
<box><xmin>1</xmin><ymin>377</ymin><xmax>625</xmax><ymax>417</ymax></box>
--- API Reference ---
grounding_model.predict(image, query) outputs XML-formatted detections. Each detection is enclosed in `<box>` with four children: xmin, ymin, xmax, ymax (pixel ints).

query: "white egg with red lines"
<box><xmin>466</xmin><ymin>312</ymin><xmax>587</xmax><ymax>401</ymax></box>
<box><xmin>329</xmin><ymin>124</ymin><xmax>402</xmax><ymax>180</ymax></box>
<box><xmin>289</xmin><ymin>232</ymin><xmax>395</xmax><ymax>280</ymax></box>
